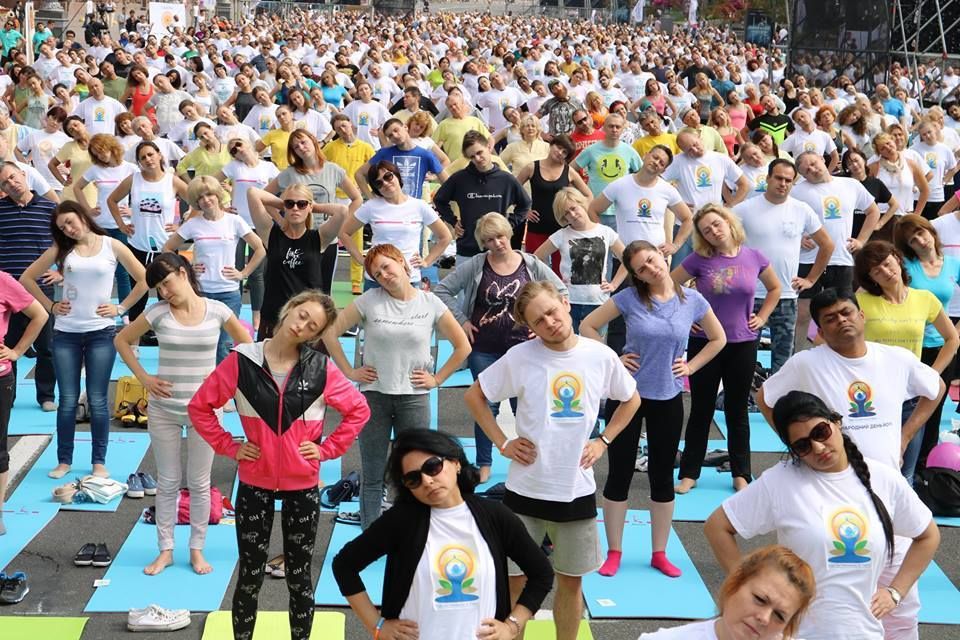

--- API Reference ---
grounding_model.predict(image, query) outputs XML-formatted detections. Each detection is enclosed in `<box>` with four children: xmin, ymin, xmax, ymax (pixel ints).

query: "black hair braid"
<box><xmin>842</xmin><ymin>434</ymin><xmax>895</xmax><ymax>563</ymax></box>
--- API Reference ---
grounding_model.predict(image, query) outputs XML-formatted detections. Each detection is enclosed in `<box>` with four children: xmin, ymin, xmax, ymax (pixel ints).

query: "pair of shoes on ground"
<box><xmin>116</xmin><ymin>398</ymin><xmax>148</xmax><ymax>427</ymax></box>
<box><xmin>265</xmin><ymin>555</ymin><xmax>285</xmax><ymax>578</ymax></box>
<box><xmin>126</xmin><ymin>472</ymin><xmax>158</xmax><ymax>498</ymax></box>
<box><xmin>128</xmin><ymin>604</ymin><xmax>191</xmax><ymax>632</ymax></box>
<box><xmin>0</xmin><ymin>572</ymin><xmax>28</xmax><ymax>604</ymax></box>
<box><xmin>74</xmin><ymin>543</ymin><xmax>112</xmax><ymax>567</ymax></box>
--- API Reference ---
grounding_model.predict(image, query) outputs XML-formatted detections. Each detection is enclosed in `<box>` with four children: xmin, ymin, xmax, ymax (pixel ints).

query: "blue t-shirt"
<box><xmin>369</xmin><ymin>145</ymin><xmax>444</xmax><ymax>200</ymax></box>
<box><xmin>321</xmin><ymin>85</ymin><xmax>350</xmax><ymax>109</ymax></box>
<box><xmin>905</xmin><ymin>255</ymin><xmax>960</xmax><ymax>347</ymax></box>
<box><xmin>613</xmin><ymin>286</ymin><xmax>710</xmax><ymax>400</ymax></box>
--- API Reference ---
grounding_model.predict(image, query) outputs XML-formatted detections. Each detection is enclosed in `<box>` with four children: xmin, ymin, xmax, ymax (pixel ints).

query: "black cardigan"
<box><xmin>332</xmin><ymin>495</ymin><xmax>554</xmax><ymax>620</ymax></box>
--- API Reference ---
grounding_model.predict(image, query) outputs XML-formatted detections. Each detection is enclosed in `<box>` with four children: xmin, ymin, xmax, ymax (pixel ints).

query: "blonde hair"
<box><xmin>474</xmin><ymin>212</ymin><xmax>513</xmax><ymax>246</ymax></box>
<box><xmin>513</xmin><ymin>281</ymin><xmax>565</xmax><ymax>328</ymax></box>
<box><xmin>552</xmin><ymin>186</ymin><xmax>589</xmax><ymax>226</ymax></box>
<box><xmin>280</xmin><ymin>184</ymin><xmax>315</xmax><ymax>229</ymax></box>
<box><xmin>407</xmin><ymin>110</ymin><xmax>434</xmax><ymax>136</ymax></box>
<box><xmin>276</xmin><ymin>289</ymin><xmax>337</xmax><ymax>346</ymax></box>
<box><xmin>692</xmin><ymin>203</ymin><xmax>747</xmax><ymax>256</ymax></box>
<box><xmin>186</xmin><ymin>175</ymin><xmax>228</xmax><ymax>208</ymax></box>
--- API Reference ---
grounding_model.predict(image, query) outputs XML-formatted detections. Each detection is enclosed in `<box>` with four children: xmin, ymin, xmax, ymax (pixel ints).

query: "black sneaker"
<box><xmin>92</xmin><ymin>543</ymin><xmax>112</xmax><ymax>567</ymax></box>
<box><xmin>0</xmin><ymin>572</ymin><xmax>28</xmax><ymax>604</ymax></box>
<box><xmin>74</xmin><ymin>542</ymin><xmax>96</xmax><ymax>566</ymax></box>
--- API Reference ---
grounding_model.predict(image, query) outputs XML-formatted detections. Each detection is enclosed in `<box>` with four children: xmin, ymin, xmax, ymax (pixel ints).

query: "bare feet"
<box><xmin>48</xmin><ymin>464</ymin><xmax>71</xmax><ymax>479</ymax></box>
<box><xmin>191</xmin><ymin>549</ymin><xmax>213</xmax><ymax>575</ymax></box>
<box><xmin>144</xmin><ymin>550</ymin><xmax>174</xmax><ymax>575</ymax></box>
<box><xmin>479</xmin><ymin>465</ymin><xmax>491</xmax><ymax>483</ymax></box>
<box><xmin>733</xmin><ymin>477</ymin><xmax>749</xmax><ymax>492</ymax></box>
<box><xmin>91</xmin><ymin>464</ymin><xmax>110</xmax><ymax>478</ymax></box>
<box><xmin>674</xmin><ymin>478</ymin><xmax>697</xmax><ymax>494</ymax></box>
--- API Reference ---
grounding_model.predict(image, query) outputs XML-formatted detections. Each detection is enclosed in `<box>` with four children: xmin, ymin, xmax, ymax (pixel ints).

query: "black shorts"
<box><xmin>797</xmin><ymin>264</ymin><xmax>854</xmax><ymax>299</ymax></box>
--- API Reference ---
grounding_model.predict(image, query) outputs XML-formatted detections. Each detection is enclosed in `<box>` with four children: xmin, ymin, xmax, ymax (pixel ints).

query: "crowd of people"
<box><xmin>0</xmin><ymin>5</ymin><xmax>957</xmax><ymax>640</ymax></box>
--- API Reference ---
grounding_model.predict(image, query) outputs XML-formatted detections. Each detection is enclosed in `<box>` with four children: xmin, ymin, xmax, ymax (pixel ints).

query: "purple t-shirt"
<box><xmin>613</xmin><ymin>286</ymin><xmax>710</xmax><ymax>400</ymax></box>
<box><xmin>681</xmin><ymin>247</ymin><xmax>770</xmax><ymax>343</ymax></box>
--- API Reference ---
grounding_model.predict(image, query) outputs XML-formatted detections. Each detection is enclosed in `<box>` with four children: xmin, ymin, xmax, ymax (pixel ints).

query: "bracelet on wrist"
<box><xmin>373</xmin><ymin>616</ymin><xmax>385</xmax><ymax>639</ymax></box>
<box><xmin>498</xmin><ymin>439</ymin><xmax>511</xmax><ymax>454</ymax></box>
<box><xmin>506</xmin><ymin>615</ymin><xmax>521</xmax><ymax>637</ymax></box>
<box><xmin>599</xmin><ymin>434</ymin><xmax>612</xmax><ymax>446</ymax></box>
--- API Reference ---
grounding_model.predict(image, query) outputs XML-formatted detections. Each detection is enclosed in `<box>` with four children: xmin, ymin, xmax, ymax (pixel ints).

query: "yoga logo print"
<box><xmin>827</xmin><ymin>506</ymin><xmax>872</xmax><ymax>565</ymax></box>
<box><xmin>434</xmin><ymin>544</ymin><xmax>479</xmax><ymax>605</ymax></box>
<box><xmin>847</xmin><ymin>381</ymin><xmax>876</xmax><ymax>418</ymax></box>
<box><xmin>549</xmin><ymin>371</ymin><xmax>584</xmax><ymax>419</ymax></box>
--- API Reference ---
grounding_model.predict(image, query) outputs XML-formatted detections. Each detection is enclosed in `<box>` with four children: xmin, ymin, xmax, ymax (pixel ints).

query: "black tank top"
<box><xmin>528</xmin><ymin>160</ymin><xmax>569</xmax><ymax>236</ymax></box>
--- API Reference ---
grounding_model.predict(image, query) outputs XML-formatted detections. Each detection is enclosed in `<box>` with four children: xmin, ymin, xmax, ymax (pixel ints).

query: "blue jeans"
<box><xmin>671</xmin><ymin>224</ymin><xmax>694</xmax><ymax>265</ymax></box>
<box><xmin>901</xmin><ymin>397</ymin><xmax>923</xmax><ymax>486</ymax></box>
<box><xmin>52</xmin><ymin>327</ymin><xmax>116</xmax><ymax>466</ymax></box>
<box><xmin>755</xmin><ymin>298</ymin><xmax>798</xmax><ymax>374</ymax></box>
<box><xmin>106</xmin><ymin>228</ymin><xmax>132</xmax><ymax>306</ymax></box>
<box><xmin>468</xmin><ymin>351</ymin><xmax>517</xmax><ymax>467</ymax></box>
<box><xmin>203</xmin><ymin>289</ymin><xmax>242</xmax><ymax>363</ymax></box>
<box><xmin>570</xmin><ymin>303</ymin><xmax>601</xmax><ymax>334</ymax></box>
<box><xmin>235</xmin><ymin>240</ymin><xmax>264</xmax><ymax>311</ymax></box>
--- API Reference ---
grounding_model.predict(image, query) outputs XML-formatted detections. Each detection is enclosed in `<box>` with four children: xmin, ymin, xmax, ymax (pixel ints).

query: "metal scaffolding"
<box><xmin>890</xmin><ymin>0</ymin><xmax>960</xmax><ymax>102</ymax></box>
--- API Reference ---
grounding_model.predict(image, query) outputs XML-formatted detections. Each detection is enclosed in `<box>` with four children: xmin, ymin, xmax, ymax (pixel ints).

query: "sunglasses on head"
<box><xmin>373</xmin><ymin>171</ymin><xmax>396</xmax><ymax>188</ymax></box>
<box><xmin>789</xmin><ymin>421</ymin><xmax>833</xmax><ymax>457</ymax></box>
<box><xmin>401</xmin><ymin>456</ymin><xmax>447</xmax><ymax>489</ymax></box>
<box><xmin>283</xmin><ymin>199</ymin><xmax>310</xmax><ymax>210</ymax></box>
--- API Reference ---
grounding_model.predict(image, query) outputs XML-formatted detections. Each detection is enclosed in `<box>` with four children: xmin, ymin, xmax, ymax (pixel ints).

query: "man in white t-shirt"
<box><xmin>757</xmin><ymin>287</ymin><xmax>943</xmax><ymax>639</ymax></box>
<box><xmin>792</xmin><ymin>151</ymin><xmax>880</xmax><ymax>350</ymax></box>
<box><xmin>780</xmin><ymin>108</ymin><xmax>839</xmax><ymax>172</ymax></box>
<box><xmin>733</xmin><ymin>159</ymin><xmax>835</xmax><ymax>373</ymax></box>
<box><xmin>465</xmin><ymin>282</ymin><xmax>639</xmax><ymax>640</ymax></box>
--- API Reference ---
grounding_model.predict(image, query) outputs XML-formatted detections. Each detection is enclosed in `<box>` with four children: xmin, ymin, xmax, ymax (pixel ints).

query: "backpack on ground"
<box><xmin>914</xmin><ymin>467</ymin><xmax>960</xmax><ymax>517</ymax></box>
<box><xmin>114</xmin><ymin>375</ymin><xmax>148</xmax><ymax>419</ymax></box>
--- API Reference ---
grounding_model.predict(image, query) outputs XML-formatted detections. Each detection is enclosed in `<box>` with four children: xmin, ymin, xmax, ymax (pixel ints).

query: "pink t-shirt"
<box><xmin>0</xmin><ymin>271</ymin><xmax>37</xmax><ymax>377</ymax></box>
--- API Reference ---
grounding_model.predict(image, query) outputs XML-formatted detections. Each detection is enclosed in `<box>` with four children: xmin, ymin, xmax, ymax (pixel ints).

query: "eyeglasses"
<box><xmin>283</xmin><ymin>199</ymin><xmax>310</xmax><ymax>210</ymax></box>
<box><xmin>228</xmin><ymin>144</ymin><xmax>242</xmax><ymax>156</ymax></box>
<box><xmin>373</xmin><ymin>171</ymin><xmax>396</xmax><ymax>188</ymax></box>
<box><xmin>401</xmin><ymin>456</ymin><xmax>446</xmax><ymax>489</ymax></box>
<box><xmin>789</xmin><ymin>421</ymin><xmax>833</xmax><ymax>457</ymax></box>
<box><xmin>574</xmin><ymin>117</ymin><xmax>590</xmax><ymax>126</ymax></box>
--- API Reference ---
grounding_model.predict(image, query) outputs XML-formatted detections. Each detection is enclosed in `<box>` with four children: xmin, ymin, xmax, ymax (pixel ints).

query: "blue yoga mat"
<box><xmin>0</xmin><ymin>502</ymin><xmax>60</xmax><ymax>571</ymax></box>
<box><xmin>8</xmin><ymin>402</ymin><xmax>57</xmax><ymax>435</ymax></box>
<box><xmin>111</xmin><ymin>347</ymin><xmax>160</xmax><ymax>380</ymax></box>
<box><xmin>435</xmin><ymin>340</ymin><xmax>473</xmax><ymax>388</ymax></box>
<box><xmin>918</xmin><ymin>560</ymin><xmax>960</xmax><ymax>624</ymax></box>
<box><xmin>11</xmin><ymin>432</ymin><xmax>151</xmax><ymax>512</ymax></box>
<box><xmin>756</xmin><ymin>349</ymin><xmax>771</xmax><ymax>369</ymax></box>
<box><xmin>933</xmin><ymin>514</ymin><xmax>960</xmax><ymax>527</ymax></box>
<box><xmin>582</xmin><ymin>509</ymin><xmax>717</xmax><ymax>620</ymax></box>
<box><xmin>673</xmin><ymin>467</ymin><xmax>735</xmax><ymax>523</ymax></box>
<box><xmin>458</xmin><ymin>436</ymin><xmax>510</xmax><ymax>492</ymax></box>
<box><xmin>315</xmin><ymin>520</ymin><xmax>385</xmax><ymax>606</ymax></box>
<box><xmin>84</xmin><ymin>520</ymin><xmax>238</xmax><ymax>613</ymax></box>
<box><xmin>713</xmin><ymin>411</ymin><xmax>786</xmax><ymax>453</ymax></box>
<box><xmin>428</xmin><ymin>387</ymin><xmax>438</xmax><ymax>429</ymax></box>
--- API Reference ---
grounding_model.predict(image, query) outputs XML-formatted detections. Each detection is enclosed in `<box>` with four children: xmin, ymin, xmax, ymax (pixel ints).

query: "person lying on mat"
<box><xmin>115</xmin><ymin>253</ymin><xmax>251</xmax><ymax>576</ymax></box>
<box><xmin>704</xmin><ymin>391</ymin><xmax>940</xmax><ymax>640</ymax></box>
<box><xmin>188</xmin><ymin>289</ymin><xmax>370</xmax><ymax>640</ymax></box>
<box><xmin>332</xmin><ymin>429</ymin><xmax>553</xmax><ymax>640</ymax></box>
<box><xmin>640</xmin><ymin>544</ymin><xmax>815</xmax><ymax>639</ymax></box>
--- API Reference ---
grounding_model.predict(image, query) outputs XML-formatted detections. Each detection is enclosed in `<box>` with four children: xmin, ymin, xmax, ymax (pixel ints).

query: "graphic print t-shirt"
<box><xmin>400</xmin><ymin>503</ymin><xmax>496</xmax><ymax>640</ymax></box>
<box><xmin>369</xmin><ymin>146</ymin><xmax>444</xmax><ymax>200</ymax></box>
<box><xmin>470</xmin><ymin>259</ymin><xmax>531</xmax><ymax>354</ymax></box>
<box><xmin>722</xmin><ymin>459</ymin><xmax>931</xmax><ymax>640</ymax></box>
<box><xmin>548</xmin><ymin>224</ymin><xmax>620</xmax><ymax>305</ymax></box>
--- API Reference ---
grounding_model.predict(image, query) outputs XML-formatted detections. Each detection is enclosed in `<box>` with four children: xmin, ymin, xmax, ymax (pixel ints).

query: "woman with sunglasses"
<box><xmin>705</xmin><ymin>391</ymin><xmax>940</xmax><ymax>640</ymax></box>
<box><xmin>333</xmin><ymin>428</ymin><xmax>552</xmax><ymax>640</ymax></box>
<box><xmin>640</xmin><ymin>545</ymin><xmax>815</xmax><ymax>640</ymax></box>
<box><xmin>264</xmin><ymin>129</ymin><xmax>363</xmax><ymax>294</ymax></box>
<box><xmin>107</xmin><ymin>140</ymin><xmax>190</xmax><ymax>324</ymax></box>
<box><xmin>162</xmin><ymin>177</ymin><xmax>265</xmax><ymax>363</ymax></box>
<box><xmin>322</xmin><ymin>244</ymin><xmax>470</xmax><ymax>530</ymax></box>
<box><xmin>190</xmin><ymin>289</ymin><xmax>370</xmax><ymax>640</ymax></box>
<box><xmin>247</xmin><ymin>183</ymin><xmax>347</xmax><ymax>340</ymax></box>
<box><xmin>338</xmin><ymin>160</ymin><xmax>452</xmax><ymax>292</ymax></box>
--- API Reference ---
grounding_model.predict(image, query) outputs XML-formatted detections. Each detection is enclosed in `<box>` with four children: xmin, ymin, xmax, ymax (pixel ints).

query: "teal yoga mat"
<box><xmin>457</xmin><ymin>436</ymin><xmax>510</xmax><ymax>491</ymax></box>
<box><xmin>582</xmin><ymin>509</ymin><xmax>717</xmax><ymax>619</ymax></box>
<box><xmin>712</xmin><ymin>411</ymin><xmax>786</xmax><ymax>453</ymax></box>
<box><xmin>11</xmin><ymin>432</ymin><xmax>151</xmax><ymax>512</ymax></box>
<box><xmin>918</xmin><ymin>560</ymin><xmax>960</xmax><ymax>624</ymax></box>
<box><xmin>315</xmin><ymin>520</ymin><xmax>384</xmax><ymax>606</ymax></box>
<box><xmin>436</xmin><ymin>340</ymin><xmax>474</xmax><ymax>387</ymax></box>
<box><xmin>7</xmin><ymin>401</ymin><xmax>57</xmax><ymax>435</ymax></box>
<box><xmin>0</xmin><ymin>502</ymin><xmax>60</xmax><ymax>571</ymax></box>
<box><xmin>84</xmin><ymin>520</ymin><xmax>238</xmax><ymax>613</ymax></box>
<box><xmin>672</xmin><ymin>467</ymin><xmax>735</xmax><ymax>523</ymax></box>
<box><xmin>111</xmin><ymin>346</ymin><xmax>160</xmax><ymax>379</ymax></box>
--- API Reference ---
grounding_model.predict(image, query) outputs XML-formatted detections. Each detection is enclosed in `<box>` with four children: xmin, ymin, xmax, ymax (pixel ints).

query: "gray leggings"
<box><xmin>357</xmin><ymin>391</ymin><xmax>430</xmax><ymax>529</ymax></box>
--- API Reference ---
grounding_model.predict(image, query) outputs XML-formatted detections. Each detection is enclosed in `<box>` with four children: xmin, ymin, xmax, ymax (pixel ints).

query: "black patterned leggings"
<box><xmin>233</xmin><ymin>482</ymin><xmax>320</xmax><ymax>640</ymax></box>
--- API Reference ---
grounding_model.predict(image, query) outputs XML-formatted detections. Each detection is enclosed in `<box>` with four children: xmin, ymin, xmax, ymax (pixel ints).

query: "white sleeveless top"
<box><xmin>56</xmin><ymin>235</ymin><xmax>117</xmax><ymax>334</ymax></box>
<box><xmin>875</xmin><ymin>159</ymin><xmax>915</xmax><ymax>214</ymax></box>
<box><xmin>130</xmin><ymin>169</ymin><xmax>176</xmax><ymax>253</ymax></box>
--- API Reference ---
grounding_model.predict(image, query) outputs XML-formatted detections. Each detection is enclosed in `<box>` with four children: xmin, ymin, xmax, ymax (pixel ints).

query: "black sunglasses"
<box><xmin>789</xmin><ymin>421</ymin><xmax>833</xmax><ymax>457</ymax></box>
<box><xmin>401</xmin><ymin>456</ymin><xmax>446</xmax><ymax>489</ymax></box>
<box><xmin>373</xmin><ymin>171</ymin><xmax>396</xmax><ymax>188</ymax></box>
<box><xmin>229</xmin><ymin>143</ymin><xmax>242</xmax><ymax>156</ymax></box>
<box><xmin>283</xmin><ymin>199</ymin><xmax>310</xmax><ymax>210</ymax></box>
<box><xmin>574</xmin><ymin>117</ymin><xmax>590</xmax><ymax>126</ymax></box>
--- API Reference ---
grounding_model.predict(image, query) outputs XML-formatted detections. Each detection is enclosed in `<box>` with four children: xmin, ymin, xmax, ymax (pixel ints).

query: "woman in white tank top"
<box><xmin>107</xmin><ymin>140</ymin><xmax>189</xmax><ymax>324</ymax></box>
<box><xmin>869</xmin><ymin>132</ymin><xmax>929</xmax><ymax>217</ymax></box>
<box><xmin>20</xmin><ymin>202</ymin><xmax>148</xmax><ymax>480</ymax></box>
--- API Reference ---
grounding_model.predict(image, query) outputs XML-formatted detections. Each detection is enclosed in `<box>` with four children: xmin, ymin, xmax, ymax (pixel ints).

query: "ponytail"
<box><xmin>841</xmin><ymin>433</ymin><xmax>895</xmax><ymax>563</ymax></box>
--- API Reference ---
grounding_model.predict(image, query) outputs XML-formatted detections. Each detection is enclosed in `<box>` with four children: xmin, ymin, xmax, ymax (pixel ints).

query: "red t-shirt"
<box><xmin>0</xmin><ymin>271</ymin><xmax>37</xmax><ymax>377</ymax></box>
<box><xmin>570</xmin><ymin>129</ymin><xmax>605</xmax><ymax>160</ymax></box>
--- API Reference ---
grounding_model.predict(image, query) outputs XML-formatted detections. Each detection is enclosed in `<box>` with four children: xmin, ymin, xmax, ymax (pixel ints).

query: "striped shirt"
<box><xmin>0</xmin><ymin>194</ymin><xmax>55</xmax><ymax>279</ymax></box>
<box><xmin>144</xmin><ymin>299</ymin><xmax>232</xmax><ymax>417</ymax></box>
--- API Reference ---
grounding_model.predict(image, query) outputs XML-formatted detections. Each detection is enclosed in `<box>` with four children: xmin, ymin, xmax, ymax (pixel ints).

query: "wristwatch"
<box><xmin>116</xmin><ymin>303</ymin><xmax>126</xmax><ymax>317</ymax></box>
<box><xmin>886</xmin><ymin>586</ymin><xmax>902</xmax><ymax>607</ymax></box>
<box><xmin>599</xmin><ymin>434</ymin><xmax>612</xmax><ymax>446</ymax></box>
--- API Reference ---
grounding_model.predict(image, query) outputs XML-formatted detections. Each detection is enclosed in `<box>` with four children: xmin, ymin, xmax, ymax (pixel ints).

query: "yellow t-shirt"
<box><xmin>633</xmin><ymin>133</ymin><xmax>679</xmax><ymax>157</ymax></box>
<box><xmin>856</xmin><ymin>288</ymin><xmax>941</xmax><ymax>358</ymax></box>
<box><xmin>56</xmin><ymin>141</ymin><xmax>97</xmax><ymax>204</ymax></box>
<box><xmin>322</xmin><ymin>138</ymin><xmax>375</xmax><ymax>199</ymax></box>
<box><xmin>176</xmin><ymin>145</ymin><xmax>231</xmax><ymax>178</ymax></box>
<box><xmin>432</xmin><ymin>116</ymin><xmax>490</xmax><ymax>162</ymax></box>
<box><xmin>260</xmin><ymin>129</ymin><xmax>293</xmax><ymax>171</ymax></box>
<box><xmin>500</xmin><ymin>139</ymin><xmax>550</xmax><ymax>176</ymax></box>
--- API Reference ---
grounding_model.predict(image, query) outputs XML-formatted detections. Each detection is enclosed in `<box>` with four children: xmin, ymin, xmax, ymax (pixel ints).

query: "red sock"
<box><xmin>598</xmin><ymin>550</ymin><xmax>622</xmax><ymax>577</ymax></box>
<box><xmin>651</xmin><ymin>551</ymin><xmax>681</xmax><ymax>578</ymax></box>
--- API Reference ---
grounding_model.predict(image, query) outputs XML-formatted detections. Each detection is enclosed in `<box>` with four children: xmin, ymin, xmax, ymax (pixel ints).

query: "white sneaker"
<box><xmin>127</xmin><ymin>605</ymin><xmax>191</xmax><ymax>632</ymax></box>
